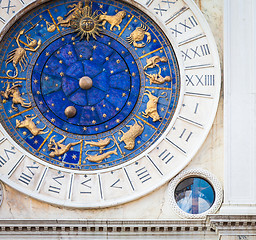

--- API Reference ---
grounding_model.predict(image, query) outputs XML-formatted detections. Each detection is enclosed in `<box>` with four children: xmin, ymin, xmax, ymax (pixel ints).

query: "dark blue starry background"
<box><xmin>0</xmin><ymin>0</ymin><xmax>180</xmax><ymax>170</ymax></box>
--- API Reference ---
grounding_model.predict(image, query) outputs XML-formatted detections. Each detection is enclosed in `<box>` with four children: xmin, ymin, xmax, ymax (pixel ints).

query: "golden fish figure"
<box><xmin>118</xmin><ymin>119</ymin><xmax>144</xmax><ymax>150</ymax></box>
<box><xmin>0</xmin><ymin>81</ymin><xmax>31</xmax><ymax>111</ymax></box>
<box><xmin>6</xmin><ymin>29</ymin><xmax>41</xmax><ymax>79</ymax></box>
<box><xmin>126</xmin><ymin>24</ymin><xmax>151</xmax><ymax>48</ymax></box>
<box><xmin>48</xmin><ymin>136</ymin><xmax>82</xmax><ymax>158</ymax></box>
<box><xmin>84</xmin><ymin>138</ymin><xmax>111</xmax><ymax>154</ymax></box>
<box><xmin>142</xmin><ymin>91</ymin><xmax>167</xmax><ymax>122</ymax></box>
<box><xmin>86</xmin><ymin>148</ymin><xmax>118</xmax><ymax>163</ymax></box>
<box><xmin>16</xmin><ymin>115</ymin><xmax>49</xmax><ymax>138</ymax></box>
<box><xmin>99</xmin><ymin>11</ymin><xmax>126</xmax><ymax>31</ymax></box>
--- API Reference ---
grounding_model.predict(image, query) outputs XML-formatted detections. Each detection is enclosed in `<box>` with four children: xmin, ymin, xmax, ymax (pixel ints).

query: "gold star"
<box><xmin>59</xmin><ymin>60</ymin><xmax>63</xmax><ymax>64</ymax></box>
<box><xmin>106</xmin><ymin>57</ymin><xmax>109</xmax><ymax>61</ymax></box>
<box><xmin>71</xmin><ymin>37</ymin><xmax>75</xmax><ymax>41</ymax></box>
<box><xmin>110</xmin><ymin>70</ymin><xmax>114</xmax><ymax>74</ymax></box>
<box><xmin>116</xmin><ymin>119</ymin><xmax>120</xmax><ymax>123</ymax></box>
<box><xmin>153</xmin><ymin>39</ymin><xmax>157</xmax><ymax>43</ymax></box>
<box><xmin>45</xmin><ymin>76</ymin><xmax>49</xmax><ymax>81</ymax></box>
<box><xmin>41</xmin><ymin>24</ymin><xmax>44</xmax><ymax>28</ymax></box>
<box><xmin>161</xmin><ymin>107</ymin><xmax>165</xmax><ymax>112</ymax></box>
<box><xmin>55</xmin><ymin>84</ymin><xmax>58</xmax><ymax>87</ymax></box>
<box><xmin>95</xmin><ymin>128</ymin><xmax>99</xmax><ymax>131</ymax></box>
<box><xmin>122</xmin><ymin>51</ymin><xmax>125</xmax><ymax>54</ymax></box>
<box><xmin>93</xmin><ymin>45</ymin><xmax>97</xmax><ymax>50</ymax></box>
<box><xmin>45</xmin><ymin>65</ymin><xmax>49</xmax><ymax>68</ymax></box>
<box><xmin>128</xmin><ymin>27</ymin><xmax>131</xmax><ymax>30</ymax></box>
<box><xmin>68</xmin><ymin>51</ymin><xmax>72</xmax><ymax>56</ymax></box>
<box><xmin>91</xmin><ymin>107</ymin><xmax>95</xmax><ymax>111</ymax></box>
<box><xmin>152</xmin><ymin>90</ymin><xmax>155</xmax><ymax>93</ymax></box>
<box><xmin>116</xmin><ymin>59</ymin><xmax>120</xmax><ymax>64</ymax></box>
<box><xmin>59</xmin><ymin>157</ymin><xmax>62</xmax><ymax>160</ymax></box>
<box><xmin>122</xmin><ymin>93</ymin><xmax>126</xmax><ymax>97</ymax></box>
<box><xmin>105</xmin><ymin>125</ymin><xmax>108</xmax><ymax>129</ymax></box>
<box><xmin>142</xmin><ymin>50</ymin><xmax>146</xmax><ymax>54</ymax></box>
<box><xmin>115</xmin><ymin>9</ymin><xmax>118</xmax><ymax>13</ymax></box>
<box><xmin>57</xmin><ymin>51</ymin><xmax>60</xmax><ymax>54</ymax></box>
<box><xmin>62</xmin><ymin>38</ymin><xmax>65</xmax><ymax>41</ymax></box>
<box><xmin>51</xmin><ymin>118</ymin><xmax>56</xmax><ymax>123</ymax></box>
<box><xmin>125</xmin><ymin>69</ymin><xmax>128</xmax><ymax>72</ymax></box>
<box><xmin>71</xmin><ymin>147</ymin><xmax>74</xmax><ymax>151</ymax></box>
<box><xmin>83</xmin><ymin>127</ymin><xmax>87</xmax><ymax>131</ymax></box>
<box><xmin>132</xmin><ymin>72</ymin><xmax>136</xmax><ymax>77</ymax></box>
<box><xmin>145</xmin><ymin>134</ymin><xmax>148</xmax><ymax>137</ymax></box>
<box><xmin>92</xmin><ymin>120</ymin><xmax>96</xmax><ymax>124</ymax></box>
<box><xmin>46</xmin><ymin>52</ymin><xmax>50</xmax><ymax>56</ymax></box>
<box><xmin>163</xmin><ymin>67</ymin><xmax>167</xmax><ymax>71</ymax></box>
<box><xmin>137</xmin><ymin>141</ymin><xmax>141</xmax><ymax>144</ymax></box>
<box><xmin>72</xmin><ymin>155</ymin><xmax>77</xmax><ymax>160</ymax></box>
<box><xmin>63</xmin><ymin>98</ymin><xmax>65</xmax><ymax>101</ymax></box>
<box><xmin>108</xmin><ymin>42</ymin><xmax>111</xmax><ymax>45</ymax></box>
<box><xmin>103</xmin><ymin>104</ymin><xmax>106</xmax><ymax>107</ymax></box>
<box><xmin>160</xmin><ymin>50</ymin><xmax>163</xmax><ymax>53</ymax></box>
<box><xmin>127</xmin><ymin>102</ymin><xmax>131</xmax><ymax>106</ymax></box>
<box><xmin>80</xmin><ymin>55</ymin><xmax>83</xmax><ymax>58</ymax></box>
<box><xmin>134</xmin><ymin>19</ymin><xmax>137</xmax><ymax>23</ymax></box>
<box><xmin>8</xmin><ymin>109</ymin><xmax>13</xmax><ymax>114</ymax></box>
<box><xmin>103</xmin><ymin>114</ymin><xmax>107</xmax><ymax>118</ymax></box>
<box><xmin>36</xmin><ymin>121</ymin><xmax>40</xmax><ymax>124</ymax></box>
<box><xmin>100</xmin><ymin>4</ymin><xmax>103</xmax><ymax>9</ymax></box>
<box><xmin>60</xmin><ymin>72</ymin><xmax>64</xmax><ymax>77</ymax></box>
<box><xmin>23</xmin><ymin>132</ymin><xmax>27</xmax><ymax>136</ymax></box>
<box><xmin>90</xmin><ymin>57</ymin><xmax>93</xmax><ymax>61</ymax></box>
<box><xmin>65</xmin><ymin>128</ymin><xmax>68</xmax><ymax>131</ymax></box>
<box><xmin>106</xmin><ymin>94</ymin><xmax>109</xmax><ymax>98</ymax></box>
<box><xmin>43</xmin><ymin>149</ymin><xmax>46</xmax><ymax>152</ymax></box>
<box><xmin>34</xmin><ymin>140</ymin><xmax>38</xmax><ymax>144</ymax></box>
<box><xmin>39</xmin><ymin>101</ymin><xmax>43</xmax><ymax>105</ymax></box>
<box><xmin>39</xmin><ymin>15</ymin><xmax>43</xmax><ymax>19</ymax></box>
<box><xmin>132</xmin><ymin>61</ymin><xmax>135</xmax><ymax>64</ymax></box>
<box><xmin>116</xmin><ymin>107</ymin><xmax>119</xmax><ymax>111</ymax></box>
<box><xmin>37</xmin><ymin>91</ymin><xmax>41</xmax><ymax>95</ymax></box>
<box><xmin>51</xmin><ymin>103</ymin><xmax>55</xmax><ymax>107</ymax></box>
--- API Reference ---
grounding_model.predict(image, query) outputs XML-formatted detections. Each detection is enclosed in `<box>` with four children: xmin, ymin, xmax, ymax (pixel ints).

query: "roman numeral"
<box><xmin>136</xmin><ymin>167</ymin><xmax>151</xmax><ymax>183</ymax></box>
<box><xmin>179</xmin><ymin>129</ymin><xmax>193</xmax><ymax>142</ymax></box>
<box><xmin>48</xmin><ymin>175</ymin><xmax>64</xmax><ymax>194</ymax></box>
<box><xmin>170</xmin><ymin>16</ymin><xmax>198</xmax><ymax>37</ymax></box>
<box><xmin>110</xmin><ymin>179</ymin><xmax>122</xmax><ymax>189</ymax></box>
<box><xmin>161</xmin><ymin>0</ymin><xmax>178</xmax><ymax>8</ymax></box>
<box><xmin>18</xmin><ymin>165</ymin><xmax>39</xmax><ymax>185</ymax></box>
<box><xmin>182</xmin><ymin>44</ymin><xmax>211</xmax><ymax>61</ymax></box>
<box><xmin>1</xmin><ymin>0</ymin><xmax>16</xmax><ymax>15</ymax></box>
<box><xmin>0</xmin><ymin>149</ymin><xmax>15</xmax><ymax>167</ymax></box>
<box><xmin>186</xmin><ymin>75</ymin><xmax>215</xmax><ymax>86</ymax></box>
<box><xmin>80</xmin><ymin>175</ymin><xmax>92</xmax><ymax>194</ymax></box>
<box><xmin>154</xmin><ymin>4</ymin><xmax>167</xmax><ymax>16</ymax></box>
<box><xmin>158</xmin><ymin>149</ymin><xmax>174</xmax><ymax>164</ymax></box>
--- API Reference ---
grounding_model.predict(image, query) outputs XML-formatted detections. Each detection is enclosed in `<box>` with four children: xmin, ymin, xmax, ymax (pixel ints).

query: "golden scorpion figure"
<box><xmin>5</xmin><ymin>29</ymin><xmax>41</xmax><ymax>79</ymax></box>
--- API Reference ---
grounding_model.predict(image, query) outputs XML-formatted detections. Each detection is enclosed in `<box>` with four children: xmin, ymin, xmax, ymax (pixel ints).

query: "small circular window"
<box><xmin>175</xmin><ymin>177</ymin><xmax>215</xmax><ymax>215</ymax></box>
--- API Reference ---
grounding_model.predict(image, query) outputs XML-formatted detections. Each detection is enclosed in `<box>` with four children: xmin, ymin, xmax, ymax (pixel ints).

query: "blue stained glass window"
<box><xmin>174</xmin><ymin>177</ymin><xmax>215</xmax><ymax>214</ymax></box>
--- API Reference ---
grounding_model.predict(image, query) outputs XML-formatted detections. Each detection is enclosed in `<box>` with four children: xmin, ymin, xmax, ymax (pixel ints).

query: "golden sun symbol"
<box><xmin>71</xmin><ymin>0</ymin><xmax>102</xmax><ymax>41</ymax></box>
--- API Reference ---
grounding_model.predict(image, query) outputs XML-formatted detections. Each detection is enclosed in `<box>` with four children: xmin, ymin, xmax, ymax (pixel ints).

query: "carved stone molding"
<box><xmin>168</xmin><ymin>168</ymin><xmax>223</xmax><ymax>219</ymax></box>
<box><xmin>0</xmin><ymin>219</ymin><xmax>217</xmax><ymax>240</ymax></box>
<box><xmin>207</xmin><ymin>215</ymin><xmax>256</xmax><ymax>237</ymax></box>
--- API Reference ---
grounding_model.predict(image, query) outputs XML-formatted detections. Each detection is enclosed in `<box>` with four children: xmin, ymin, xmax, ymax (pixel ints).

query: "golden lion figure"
<box><xmin>99</xmin><ymin>11</ymin><xmax>126</xmax><ymax>31</ymax></box>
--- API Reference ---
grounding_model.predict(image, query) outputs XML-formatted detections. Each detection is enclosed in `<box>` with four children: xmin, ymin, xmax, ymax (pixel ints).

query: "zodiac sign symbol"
<box><xmin>144</xmin><ymin>56</ymin><xmax>168</xmax><ymax>70</ymax></box>
<box><xmin>118</xmin><ymin>119</ymin><xmax>144</xmax><ymax>150</ymax></box>
<box><xmin>126</xmin><ymin>24</ymin><xmax>151</xmax><ymax>48</ymax></box>
<box><xmin>84</xmin><ymin>138</ymin><xmax>111</xmax><ymax>154</ymax></box>
<box><xmin>85</xmin><ymin>141</ymin><xmax>118</xmax><ymax>163</ymax></box>
<box><xmin>144</xmin><ymin>56</ymin><xmax>172</xmax><ymax>85</ymax></box>
<box><xmin>99</xmin><ymin>11</ymin><xmax>126</xmax><ymax>31</ymax></box>
<box><xmin>57</xmin><ymin>1</ymin><xmax>83</xmax><ymax>27</ymax></box>
<box><xmin>16</xmin><ymin>115</ymin><xmax>49</xmax><ymax>138</ymax></box>
<box><xmin>6</xmin><ymin>29</ymin><xmax>41</xmax><ymax>78</ymax></box>
<box><xmin>0</xmin><ymin>81</ymin><xmax>31</xmax><ymax>111</ymax></box>
<box><xmin>48</xmin><ymin>136</ymin><xmax>82</xmax><ymax>158</ymax></box>
<box><xmin>142</xmin><ymin>90</ymin><xmax>167</xmax><ymax>122</ymax></box>
<box><xmin>45</xmin><ymin>20</ymin><xmax>57</xmax><ymax>33</ymax></box>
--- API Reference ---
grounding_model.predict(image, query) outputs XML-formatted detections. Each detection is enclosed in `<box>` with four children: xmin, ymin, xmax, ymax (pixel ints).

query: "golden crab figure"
<box><xmin>70</xmin><ymin>0</ymin><xmax>102</xmax><ymax>41</ymax></box>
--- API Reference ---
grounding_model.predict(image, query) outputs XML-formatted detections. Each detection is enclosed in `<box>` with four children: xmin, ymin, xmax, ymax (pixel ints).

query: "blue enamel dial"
<box><xmin>0</xmin><ymin>0</ymin><xmax>180</xmax><ymax>170</ymax></box>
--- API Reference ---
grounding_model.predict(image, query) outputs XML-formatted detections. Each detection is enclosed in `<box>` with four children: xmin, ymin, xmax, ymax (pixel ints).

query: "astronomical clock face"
<box><xmin>0</xmin><ymin>0</ymin><xmax>220</xmax><ymax>208</ymax></box>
